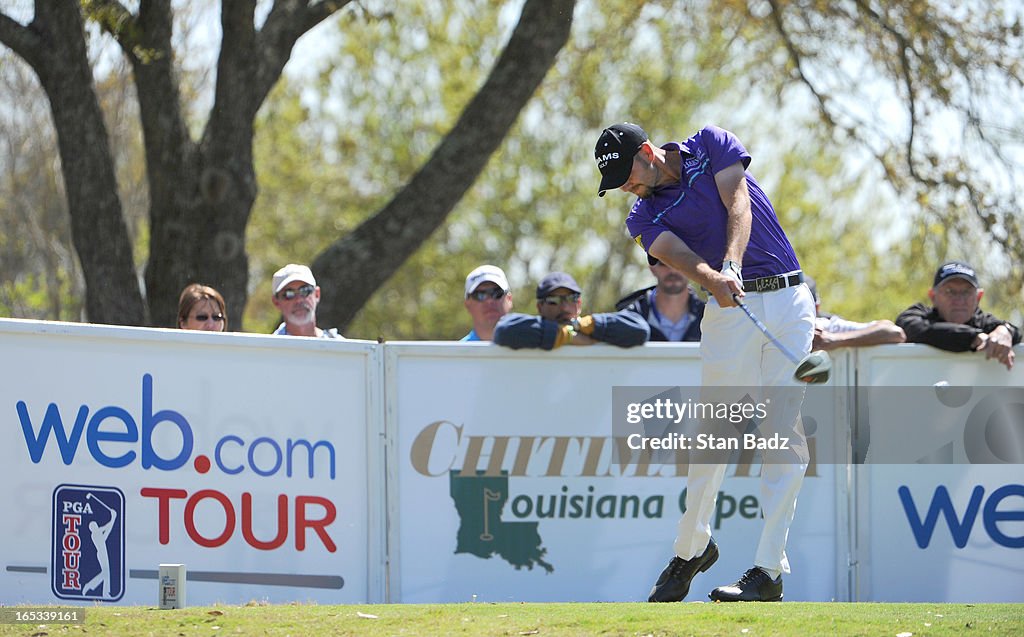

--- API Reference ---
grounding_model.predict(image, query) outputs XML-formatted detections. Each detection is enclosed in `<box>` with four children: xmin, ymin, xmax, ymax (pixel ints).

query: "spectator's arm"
<box><xmin>814</xmin><ymin>320</ymin><xmax>906</xmax><ymax>351</ymax></box>
<box><xmin>492</xmin><ymin>313</ymin><xmax>562</xmax><ymax>350</ymax></box>
<box><xmin>977</xmin><ymin>322</ymin><xmax>1017</xmax><ymax>370</ymax></box>
<box><xmin>895</xmin><ymin>304</ymin><xmax>979</xmax><ymax>352</ymax></box>
<box><xmin>990</xmin><ymin>322</ymin><xmax>1021</xmax><ymax>345</ymax></box>
<box><xmin>976</xmin><ymin>312</ymin><xmax>1022</xmax><ymax>345</ymax></box>
<box><xmin>579</xmin><ymin>311</ymin><xmax>651</xmax><ymax>348</ymax></box>
<box><xmin>1008</xmin><ymin>323</ymin><xmax>1022</xmax><ymax>345</ymax></box>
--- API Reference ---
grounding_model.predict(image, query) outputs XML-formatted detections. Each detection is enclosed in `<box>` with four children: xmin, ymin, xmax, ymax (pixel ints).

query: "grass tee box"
<box><xmin>0</xmin><ymin>602</ymin><xmax>1020</xmax><ymax>636</ymax></box>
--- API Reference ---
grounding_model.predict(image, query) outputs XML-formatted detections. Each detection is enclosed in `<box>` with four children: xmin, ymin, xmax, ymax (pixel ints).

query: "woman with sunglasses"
<box><xmin>177</xmin><ymin>284</ymin><xmax>228</xmax><ymax>332</ymax></box>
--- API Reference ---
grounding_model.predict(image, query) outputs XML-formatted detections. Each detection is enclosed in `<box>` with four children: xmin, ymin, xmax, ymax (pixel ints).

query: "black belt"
<box><xmin>743</xmin><ymin>272</ymin><xmax>804</xmax><ymax>293</ymax></box>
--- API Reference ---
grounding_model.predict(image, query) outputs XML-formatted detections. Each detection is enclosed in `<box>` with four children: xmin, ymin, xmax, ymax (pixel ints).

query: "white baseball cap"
<box><xmin>273</xmin><ymin>263</ymin><xmax>316</xmax><ymax>295</ymax></box>
<box><xmin>464</xmin><ymin>265</ymin><xmax>509</xmax><ymax>297</ymax></box>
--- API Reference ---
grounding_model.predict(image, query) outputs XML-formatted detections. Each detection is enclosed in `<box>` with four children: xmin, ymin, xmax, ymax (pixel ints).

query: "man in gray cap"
<box><xmin>492</xmin><ymin>271</ymin><xmax>649</xmax><ymax>349</ymax></box>
<box><xmin>897</xmin><ymin>261</ymin><xmax>1019</xmax><ymax>370</ymax></box>
<box><xmin>270</xmin><ymin>263</ymin><xmax>341</xmax><ymax>338</ymax></box>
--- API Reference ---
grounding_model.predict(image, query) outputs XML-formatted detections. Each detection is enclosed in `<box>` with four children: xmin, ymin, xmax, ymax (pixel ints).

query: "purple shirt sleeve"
<box><xmin>624</xmin><ymin>125</ymin><xmax>801</xmax><ymax>279</ymax></box>
<box><xmin>700</xmin><ymin>125</ymin><xmax>751</xmax><ymax>174</ymax></box>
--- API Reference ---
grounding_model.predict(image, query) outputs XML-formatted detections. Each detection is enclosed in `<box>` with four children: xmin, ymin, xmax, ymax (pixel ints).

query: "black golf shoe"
<box><xmin>709</xmin><ymin>566</ymin><xmax>783</xmax><ymax>602</ymax></box>
<box><xmin>647</xmin><ymin>537</ymin><xmax>719</xmax><ymax>602</ymax></box>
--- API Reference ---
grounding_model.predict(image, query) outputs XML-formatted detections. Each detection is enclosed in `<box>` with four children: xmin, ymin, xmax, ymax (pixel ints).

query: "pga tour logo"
<box><xmin>51</xmin><ymin>484</ymin><xmax>125</xmax><ymax>602</ymax></box>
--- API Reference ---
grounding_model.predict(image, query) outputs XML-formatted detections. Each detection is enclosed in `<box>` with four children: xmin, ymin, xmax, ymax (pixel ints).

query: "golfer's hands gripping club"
<box><xmin>706</xmin><ymin>268</ymin><xmax>744</xmax><ymax>307</ymax></box>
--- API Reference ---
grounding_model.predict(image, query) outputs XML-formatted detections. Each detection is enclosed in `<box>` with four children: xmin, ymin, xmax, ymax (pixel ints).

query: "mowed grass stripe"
<box><xmin>0</xmin><ymin>602</ymin><xmax>1021</xmax><ymax>636</ymax></box>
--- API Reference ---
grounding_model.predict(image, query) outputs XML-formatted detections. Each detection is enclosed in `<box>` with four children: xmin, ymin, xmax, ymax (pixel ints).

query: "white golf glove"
<box><xmin>721</xmin><ymin>260</ymin><xmax>744</xmax><ymax>290</ymax></box>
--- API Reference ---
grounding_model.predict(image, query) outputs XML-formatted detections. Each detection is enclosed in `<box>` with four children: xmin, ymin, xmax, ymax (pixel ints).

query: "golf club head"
<box><xmin>795</xmin><ymin>350</ymin><xmax>832</xmax><ymax>384</ymax></box>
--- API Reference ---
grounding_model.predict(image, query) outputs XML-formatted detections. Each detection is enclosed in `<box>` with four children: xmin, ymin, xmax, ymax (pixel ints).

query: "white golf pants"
<box><xmin>673</xmin><ymin>283</ymin><xmax>815</xmax><ymax>576</ymax></box>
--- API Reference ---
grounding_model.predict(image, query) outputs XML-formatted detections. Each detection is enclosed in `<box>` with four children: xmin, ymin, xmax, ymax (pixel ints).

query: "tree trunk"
<box><xmin>313</xmin><ymin>0</ymin><xmax>576</xmax><ymax>331</ymax></box>
<box><xmin>130</xmin><ymin>0</ymin><xmax>258</xmax><ymax>328</ymax></box>
<box><xmin>0</xmin><ymin>4</ymin><xmax>145</xmax><ymax>325</ymax></box>
<box><xmin>139</xmin><ymin>0</ymin><xmax>341</xmax><ymax>329</ymax></box>
<box><xmin>1</xmin><ymin>0</ymin><xmax>573</xmax><ymax>331</ymax></box>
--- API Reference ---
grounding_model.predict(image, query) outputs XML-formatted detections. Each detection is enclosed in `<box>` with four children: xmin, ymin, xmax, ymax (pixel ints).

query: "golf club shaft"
<box><xmin>732</xmin><ymin>294</ymin><xmax>801</xmax><ymax>365</ymax></box>
<box><xmin>86</xmin><ymin>492</ymin><xmax>114</xmax><ymax>514</ymax></box>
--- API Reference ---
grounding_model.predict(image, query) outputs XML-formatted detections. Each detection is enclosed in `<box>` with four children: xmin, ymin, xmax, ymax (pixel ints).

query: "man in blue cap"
<box><xmin>492</xmin><ymin>271</ymin><xmax>649</xmax><ymax>349</ymax></box>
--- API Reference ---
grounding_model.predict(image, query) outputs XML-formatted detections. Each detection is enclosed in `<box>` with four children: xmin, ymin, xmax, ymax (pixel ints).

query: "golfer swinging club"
<box><xmin>596</xmin><ymin>122</ymin><xmax>814</xmax><ymax>602</ymax></box>
<box><xmin>82</xmin><ymin>493</ymin><xmax>117</xmax><ymax>597</ymax></box>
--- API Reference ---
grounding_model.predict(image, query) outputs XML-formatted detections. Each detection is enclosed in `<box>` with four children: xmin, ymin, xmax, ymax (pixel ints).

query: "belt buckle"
<box><xmin>755</xmin><ymin>276</ymin><xmax>781</xmax><ymax>292</ymax></box>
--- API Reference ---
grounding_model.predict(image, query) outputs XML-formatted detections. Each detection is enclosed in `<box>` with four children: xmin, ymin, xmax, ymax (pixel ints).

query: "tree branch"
<box><xmin>849</xmin><ymin>0</ymin><xmax>922</xmax><ymax>180</ymax></box>
<box><xmin>253</xmin><ymin>0</ymin><xmax>352</xmax><ymax>108</ymax></box>
<box><xmin>128</xmin><ymin>0</ymin><xmax>191</xmax><ymax>183</ymax></box>
<box><xmin>0</xmin><ymin>12</ymin><xmax>42</xmax><ymax>67</ymax></box>
<box><xmin>204</xmin><ymin>0</ymin><xmax>259</xmax><ymax>137</ymax></box>
<box><xmin>764</xmin><ymin>0</ymin><xmax>837</xmax><ymax>130</ymax></box>
<box><xmin>80</xmin><ymin>0</ymin><xmax>140</xmax><ymax>58</ymax></box>
<box><xmin>313</xmin><ymin>0</ymin><xmax>576</xmax><ymax>330</ymax></box>
<box><xmin>204</xmin><ymin>0</ymin><xmax>349</xmax><ymax>149</ymax></box>
<box><xmin>222</xmin><ymin>0</ymin><xmax>257</xmax><ymax>50</ymax></box>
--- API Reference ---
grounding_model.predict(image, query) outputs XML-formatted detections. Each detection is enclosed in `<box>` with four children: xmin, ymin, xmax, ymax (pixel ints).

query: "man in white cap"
<box><xmin>271</xmin><ymin>263</ymin><xmax>341</xmax><ymax>338</ymax></box>
<box><xmin>462</xmin><ymin>265</ymin><xmax>513</xmax><ymax>341</ymax></box>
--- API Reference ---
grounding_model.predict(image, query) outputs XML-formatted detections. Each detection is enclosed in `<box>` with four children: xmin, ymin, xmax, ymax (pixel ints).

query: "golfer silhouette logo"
<box><xmin>51</xmin><ymin>485</ymin><xmax>125</xmax><ymax>602</ymax></box>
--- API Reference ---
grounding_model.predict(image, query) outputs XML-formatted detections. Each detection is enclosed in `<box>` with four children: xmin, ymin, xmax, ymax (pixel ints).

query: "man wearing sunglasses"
<box><xmin>271</xmin><ymin>263</ymin><xmax>342</xmax><ymax>339</ymax></box>
<box><xmin>492</xmin><ymin>271</ymin><xmax>649</xmax><ymax>349</ymax></box>
<box><xmin>462</xmin><ymin>265</ymin><xmax>514</xmax><ymax>341</ymax></box>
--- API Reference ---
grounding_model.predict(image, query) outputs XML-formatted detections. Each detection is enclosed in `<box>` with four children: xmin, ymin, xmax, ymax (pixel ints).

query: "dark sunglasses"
<box><xmin>193</xmin><ymin>313</ymin><xmax>225</xmax><ymax>322</ymax></box>
<box><xmin>541</xmin><ymin>293</ymin><xmax>581</xmax><ymax>306</ymax></box>
<box><xmin>467</xmin><ymin>288</ymin><xmax>507</xmax><ymax>301</ymax></box>
<box><xmin>277</xmin><ymin>284</ymin><xmax>315</xmax><ymax>300</ymax></box>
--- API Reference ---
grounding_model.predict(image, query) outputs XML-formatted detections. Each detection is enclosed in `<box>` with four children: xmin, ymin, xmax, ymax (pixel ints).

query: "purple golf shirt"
<box><xmin>625</xmin><ymin>125</ymin><xmax>800</xmax><ymax>280</ymax></box>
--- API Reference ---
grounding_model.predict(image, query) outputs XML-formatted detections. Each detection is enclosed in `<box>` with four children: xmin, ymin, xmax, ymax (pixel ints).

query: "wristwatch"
<box><xmin>722</xmin><ymin>260</ymin><xmax>742</xmax><ymax>278</ymax></box>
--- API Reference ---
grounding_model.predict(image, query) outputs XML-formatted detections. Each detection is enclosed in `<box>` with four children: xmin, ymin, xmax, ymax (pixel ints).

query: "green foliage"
<box><xmin>711</xmin><ymin>0</ymin><xmax>1024</xmax><ymax>324</ymax></box>
<box><xmin>0</xmin><ymin>54</ymin><xmax>84</xmax><ymax>321</ymax></box>
<box><xmin>5</xmin><ymin>0</ymin><xmax>1021</xmax><ymax>331</ymax></box>
<box><xmin>245</xmin><ymin>0</ymin><xmax>760</xmax><ymax>338</ymax></box>
<box><xmin>0</xmin><ymin>272</ymin><xmax>81</xmax><ymax>321</ymax></box>
<box><xmin>247</xmin><ymin>0</ymin><xmax>523</xmax><ymax>337</ymax></box>
<box><xmin>0</xmin><ymin>43</ymin><xmax>149</xmax><ymax>323</ymax></box>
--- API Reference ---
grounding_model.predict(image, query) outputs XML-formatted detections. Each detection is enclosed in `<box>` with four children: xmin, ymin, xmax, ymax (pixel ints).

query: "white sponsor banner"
<box><xmin>8</xmin><ymin>320</ymin><xmax>1016</xmax><ymax>605</ymax></box>
<box><xmin>862</xmin><ymin>465</ymin><xmax>1024</xmax><ymax>602</ymax></box>
<box><xmin>855</xmin><ymin>345</ymin><xmax>1024</xmax><ymax>602</ymax></box>
<box><xmin>387</xmin><ymin>342</ymin><xmax>841</xmax><ymax>602</ymax></box>
<box><xmin>0</xmin><ymin>319</ymin><xmax>379</xmax><ymax>605</ymax></box>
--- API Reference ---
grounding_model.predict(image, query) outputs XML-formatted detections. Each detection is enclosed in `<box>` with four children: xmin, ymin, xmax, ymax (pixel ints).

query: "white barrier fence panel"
<box><xmin>4</xmin><ymin>318</ymin><xmax>1019</xmax><ymax>605</ymax></box>
<box><xmin>853</xmin><ymin>345</ymin><xmax>1024</xmax><ymax>602</ymax></box>
<box><xmin>0</xmin><ymin>319</ymin><xmax>380</xmax><ymax>605</ymax></box>
<box><xmin>385</xmin><ymin>342</ymin><xmax>843</xmax><ymax>602</ymax></box>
